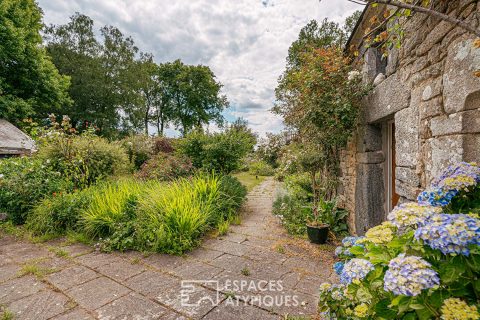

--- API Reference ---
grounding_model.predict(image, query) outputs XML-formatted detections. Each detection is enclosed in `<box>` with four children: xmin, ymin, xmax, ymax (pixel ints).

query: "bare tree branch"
<box><xmin>346</xmin><ymin>0</ymin><xmax>480</xmax><ymax>37</ymax></box>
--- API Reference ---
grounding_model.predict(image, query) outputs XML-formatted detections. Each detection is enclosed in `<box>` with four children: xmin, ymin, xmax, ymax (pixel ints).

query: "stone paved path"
<box><xmin>0</xmin><ymin>178</ymin><xmax>337</xmax><ymax>319</ymax></box>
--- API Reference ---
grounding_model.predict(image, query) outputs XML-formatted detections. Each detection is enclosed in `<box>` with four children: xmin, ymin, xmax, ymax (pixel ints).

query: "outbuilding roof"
<box><xmin>0</xmin><ymin>119</ymin><xmax>35</xmax><ymax>155</ymax></box>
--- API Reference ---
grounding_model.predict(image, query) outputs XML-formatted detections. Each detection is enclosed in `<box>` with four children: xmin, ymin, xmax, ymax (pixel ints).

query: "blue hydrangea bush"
<box><xmin>319</xmin><ymin>162</ymin><xmax>480</xmax><ymax>319</ymax></box>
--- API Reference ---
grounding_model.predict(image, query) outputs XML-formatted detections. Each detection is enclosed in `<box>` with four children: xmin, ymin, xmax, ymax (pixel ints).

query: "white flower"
<box><xmin>348</xmin><ymin>70</ymin><xmax>361</xmax><ymax>81</ymax></box>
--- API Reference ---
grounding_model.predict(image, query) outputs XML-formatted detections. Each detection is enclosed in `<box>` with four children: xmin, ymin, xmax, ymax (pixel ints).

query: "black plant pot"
<box><xmin>306</xmin><ymin>224</ymin><xmax>329</xmax><ymax>244</ymax></box>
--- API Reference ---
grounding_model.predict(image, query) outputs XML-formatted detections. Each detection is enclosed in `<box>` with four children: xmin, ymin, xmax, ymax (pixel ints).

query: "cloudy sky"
<box><xmin>37</xmin><ymin>0</ymin><xmax>363</xmax><ymax>137</ymax></box>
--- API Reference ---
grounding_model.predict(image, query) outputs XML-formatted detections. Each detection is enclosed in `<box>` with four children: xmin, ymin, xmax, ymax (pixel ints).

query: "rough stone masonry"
<box><xmin>338</xmin><ymin>0</ymin><xmax>480</xmax><ymax>235</ymax></box>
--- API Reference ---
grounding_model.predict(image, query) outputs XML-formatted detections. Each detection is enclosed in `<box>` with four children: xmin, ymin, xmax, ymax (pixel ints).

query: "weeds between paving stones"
<box><xmin>0</xmin><ymin>308</ymin><xmax>14</xmax><ymax>320</ymax></box>
<box><xmin>241</xmin><ymin>267</ymin><xmax>251</xmax><ymax>276</ymax></box>
<box><xmin>18</xmin><ymin>261</ymin><xmax>56</xmax><ymax>279</ymax></box>
<box><xmin>47</xmin><ymin>246</ymin><xmax>70</xmax><ymax>258</ymax></box>
<box><xmin>130</xmin><ymin>257</ymin><xmax>141</xmax><ymax>264</ymax></box>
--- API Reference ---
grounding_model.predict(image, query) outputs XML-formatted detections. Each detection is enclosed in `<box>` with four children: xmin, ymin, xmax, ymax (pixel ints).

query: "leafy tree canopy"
<box><xmin>0</xmin><ymin>0</ymin><xmax>71</xmax><ymax>124</ymax></box>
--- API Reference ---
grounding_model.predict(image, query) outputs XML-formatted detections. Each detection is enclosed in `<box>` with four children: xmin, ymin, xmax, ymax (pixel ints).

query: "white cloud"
<box><xmin>38</xmin><ymin>0</ymin><xmax>363</xmax><ymax>137</ymax></box>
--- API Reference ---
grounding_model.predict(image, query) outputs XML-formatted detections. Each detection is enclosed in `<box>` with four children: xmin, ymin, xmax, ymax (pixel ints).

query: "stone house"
<box><xmin>0</xmin><ymin>119</ymin><xmax>35</xmax><ymax>157</ymax></box>
<box><xmin>337</xmin><ymin>1</ymin><xmax>480</xmax><ymax>235</ymax></box>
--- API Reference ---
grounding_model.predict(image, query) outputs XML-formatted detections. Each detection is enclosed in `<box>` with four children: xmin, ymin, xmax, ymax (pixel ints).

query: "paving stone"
<box><xmin>204</xmin><ymin>240</ymin><xmax>250</xmax><ymax>257</ymax></box>
<box><xmin>96</xmin><ymin>292</ymin><xmax>168</xmax><ymax>319</ymax></box>
<box><xmin>295</xmin><ymin>275</ymin><xmax>323</xmax><ymax>296</ymax></box>
<box><xmin>1</xmin><ymin>178</ymin><xmax>335</xmax><ymax>320</ymax></box>
<box><xmin>76</xmin><ymin>253</ymin><xmax>123</xmax><ymax>269</ymax></box>
<box><xmin>243</xmin><ymin>247</ymin><xmax>288</xmax><ymax>264</ymax></box>
<box><xmin>47</xmin><ymin>265</ymin><xmax>99</xmax><ymax>291</ymax></box>
<box><xmin>96</xmin><ymin>259</ymin><xmax>145</xmax><ymax>281</ymax></box>
<box><xmin>0</xmin><ymin>276</ymin><xmax>46</xmax><ymax>304</ymax></box>
<box><xmin>125</xmin><ymin>270</ymin><xmax>179</xmax><ymax>298</ymax></box>
<box><xmin>156</xmin><ymin>282</ymin><xmax>221</xmax><ymax>319</ymax></box>
<box><xmin>172</xmin><ymin>260</ymin><xmax>223</xmax><ymax>279</ymax></box>
<box><xmin>7</xmin><ymin>290</ymin><xmax>71</xmax><ymax>320</ymax></box>
<box><xmin>51</xmin><ymin>307</ymin><xmax>95</xmax><ymax>320</ymax></box>
<box><xmin>204</xmin><ymin>300</ymin><xmax>279</xmax><ymax>320</ymax></box>
<box><xmin>220</xmin><ymin>232</ymin><xmax>248</xmax><ymax>244</ymax></box>
<box><xmin>36</xmin><ymin>256</ymin><xmax>73</xmax><ymax>271</ymax></box>
<box><xmin>210</xmin><ymin>254</ymin><xmax>253</xmax><ymax>273</ymax></box>
<box><xmin>1</xmin><ymin>242</ymin><xmax>51</xmax><ymax>263</ymax></box>
<box><xmin>188</xmin><ymin>247</ymin><xmax>224</xmax><ymax>262</ymax></box>
<box><xmin>283</xmin><ymin>256</ymin><xmax>324</xmax><ymax>275</ymax></box>
<box><xmin>247</xmin><ymin>261</ymin><xmax>290</xmax><ymax>281</ymax></box>
<box><xmin>280</xmin><ymin>272</ymin><xmax>301</xmax><ymax>289</ymax></box>
<box><xmin>250</xmin><ymin>288</ymin><xmax>318</xmax><ymax>317</ymax></box>
<box><xmin>143</xmin><ymin>254</ymin><xmax>188</xmax><ymax>271</ymax></box>
<box><xmin>161</xmin><ymin>311</ymin><xmax>189</xmax><ymax>320</ymax></box>
<box><xmin>60</xmin><ymin>243</ymin><xmax>94</xmax><ymax>257</ymax></box>
<box><xmin>0</xmin><ymin>263</ymin><xmax>20</xmax><ymax>283</ymax></box>
<box><xmin>66</xmin><ymin>277</ymin><xmax>130</xmax><ymax>310</ymax></box>
<box><xmin>242</xmin><ymin>236</ymin><xmax>276</xmax><ymax>249</ymax></box>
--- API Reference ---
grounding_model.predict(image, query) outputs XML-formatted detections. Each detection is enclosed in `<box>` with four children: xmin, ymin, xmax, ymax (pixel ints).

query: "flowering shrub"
<box><xmin>135</xmin><ymin>153</ymin><xmax>193</xmax><ymax>181</ymax></box>
<box><xmin>415</xmin><ymin>214</ymin><xmax>480</xmax><ymax>256</ymax></box>
<box><xmin>320</xmin><ymin>162</ymin><xmax>480</xmax><ymax>319</ymax></box>
<box><xmin>440</xmin><ymin>298</ymin><xmax>479</xmax><ymax>320</ymax></box>
<box><xmin>383</xmin><ymin>254</ymin><xmax>440</xmax><ymax>296</ymax></box>
<box><xmin>418</xmin><ymin>162</ymin><xmax>480</xmax><ymax>209</ymax></box>
<box><xmin>38</xmin><ymin>116</ymin><xmax>130</xmax><ymax>188</ymax></box>
<box><xmin>387</xmin><ymin>202</ymin><xmax>442</xmax><ymax>229</ymax></box>
<box><xmin>0</xmin><ymin>157</ymin><xmax>71</xmax><ymax>224</ymax></box>
<box><xmin>340</xmin><ymin>258</ymin><xmax>374</xmax><ymax>284</ymax></box>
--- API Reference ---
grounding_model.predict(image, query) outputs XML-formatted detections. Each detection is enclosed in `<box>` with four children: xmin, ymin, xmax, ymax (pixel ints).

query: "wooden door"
<box><xmin>391</xmin><ymin>122</ymin><xmax>400</xmax><ymax>208</ymax></box>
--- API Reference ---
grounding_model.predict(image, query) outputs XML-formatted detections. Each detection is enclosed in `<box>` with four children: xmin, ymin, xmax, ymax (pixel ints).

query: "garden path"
<box><xmin>0</xmin><ymin>178</ymin><xmax>337</xmax><ymax>319</ymax></box>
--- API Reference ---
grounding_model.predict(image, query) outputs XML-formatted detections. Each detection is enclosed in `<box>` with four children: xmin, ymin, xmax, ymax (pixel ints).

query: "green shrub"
<box><xmin>272</xmin><ymin>192</ymin><xmax>309</xmax><ymax>235</ymax></box>
<box><xmin>217</xmin><ymin>175</ymin><xmax>247</xmax><ymax>221</ymax></box>
<box><xmin>249</xmin><ymin>161</ymin><xmax>275</xmax><ymax>176</ymax></box>
<box><xmin>177</xmin><ymin>126</ymin><xmax>256</xmax><ymax>174</ymax></box>
<box><xmin>319</xmin><ymin>162</ymin><xmax>480</xmax><ymax>320</ymax></box>
<box><xmin>0</xmin><ymin>157</ymin><xmax>71</xmax><ymax>224</ymax></box>
<box><xmin>38</xmin><ymin>134</ymin><xmax>130</xmax><ymax>188</ymax></box>
<box><xmin>26</xmin><ymin>188</ymin><xmax>94</xmax><ymax>236</ymax></box>
<box><xmin>284</xmin><ymin>173</ymin><xmax>313</xmax><ymax>201</ymax></box>
<box><xmin>121</xmin><ymin>135</ymin><xmax>154</xmax><ymax>170</ymax></box>
<box><xmin>136</xmin><ymin>153</ymin><xmax>193</xmax><ymax>181</ymax></box>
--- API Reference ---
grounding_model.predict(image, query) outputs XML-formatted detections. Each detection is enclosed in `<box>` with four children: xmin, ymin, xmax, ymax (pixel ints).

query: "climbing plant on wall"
<box><xmin>273</xmin><ymin>46</ymin><xmax>370</xmax><ymax>201</ymax></box>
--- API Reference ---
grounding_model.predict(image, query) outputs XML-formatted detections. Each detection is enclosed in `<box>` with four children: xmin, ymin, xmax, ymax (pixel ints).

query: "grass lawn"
<box><xmin>233</xmin><ymin>172</ymin><xmax>267</xmax><ymax>191</ymax></box>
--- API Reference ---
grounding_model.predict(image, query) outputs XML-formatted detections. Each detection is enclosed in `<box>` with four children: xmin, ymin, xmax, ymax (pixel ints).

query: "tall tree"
<box><xmin>286</xmin><ymin>19</ymin><xmax>345</xmax><ymax>70</ymax></box>
<box><xmin>45</xmin><ymin>14</ymin><xmax>141</xmax><ymax>136</ymax></box>
<box><xmin>0</xmin><ymin>0</ymin><xmax>71</xmax><ymax>124</ymax></box>
<box><xmin>45</xmin><ymin>13</ymin><xmax>105</xmax><ymax>129</ymax></box>
<box><xmin>167</xmin><ymin>60</ymin><xmax>228</xmax><ymax>135</ymax></box>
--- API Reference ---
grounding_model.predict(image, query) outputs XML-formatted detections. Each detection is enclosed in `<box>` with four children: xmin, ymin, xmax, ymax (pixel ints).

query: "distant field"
<box><xmin>233</xmin><ymin>172</ymin><xmax>266</xmax><ymax>191</ymax></box>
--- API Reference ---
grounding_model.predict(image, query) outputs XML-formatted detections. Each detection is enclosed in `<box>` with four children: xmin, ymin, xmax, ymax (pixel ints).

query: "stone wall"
<box><xmin>339</xmin><ymin>0</ymin><xmax>480</xmax><ymax>235</ymax></box>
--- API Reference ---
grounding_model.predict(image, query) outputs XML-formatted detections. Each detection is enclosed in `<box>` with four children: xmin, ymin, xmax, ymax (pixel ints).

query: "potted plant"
<box><xmin>306</xmin><ymin>199</ymin><xmax>330</xmax><ymax>244</ymax></box>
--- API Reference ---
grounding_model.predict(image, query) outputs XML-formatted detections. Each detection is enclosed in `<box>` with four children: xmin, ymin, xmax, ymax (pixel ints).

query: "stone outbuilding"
<box><xmin>338</xmin><ymin>1</ymin><xmax>480</xmax><ymax>235</ymax></box>
<box><xmin>0</xmin><ymin>119</ymin><xmax>35</xmax><ymax>157</ymax></box>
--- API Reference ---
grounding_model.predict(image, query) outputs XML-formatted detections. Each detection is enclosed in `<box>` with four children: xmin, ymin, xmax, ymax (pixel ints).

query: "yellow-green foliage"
<box><xmin>81</xmin><ymin>179</ymin><xmax>144</xmax><ymax>238</ymax></box>
<box><xmin>136</xmin><ymin>174</ymin><xmax>220</xmax><ymax>253</ymax></box>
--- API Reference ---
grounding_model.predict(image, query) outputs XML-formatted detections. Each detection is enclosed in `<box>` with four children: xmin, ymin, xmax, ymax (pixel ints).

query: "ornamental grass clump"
<box><xmin>319</xmin><ymin>162</ymin><xmax>480</xmax><ymax>320</ymax></box>
<box><xmin>136</xmin><ymin>174</ymin><xmax>222</xmax><ymax>254</ymax></box>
